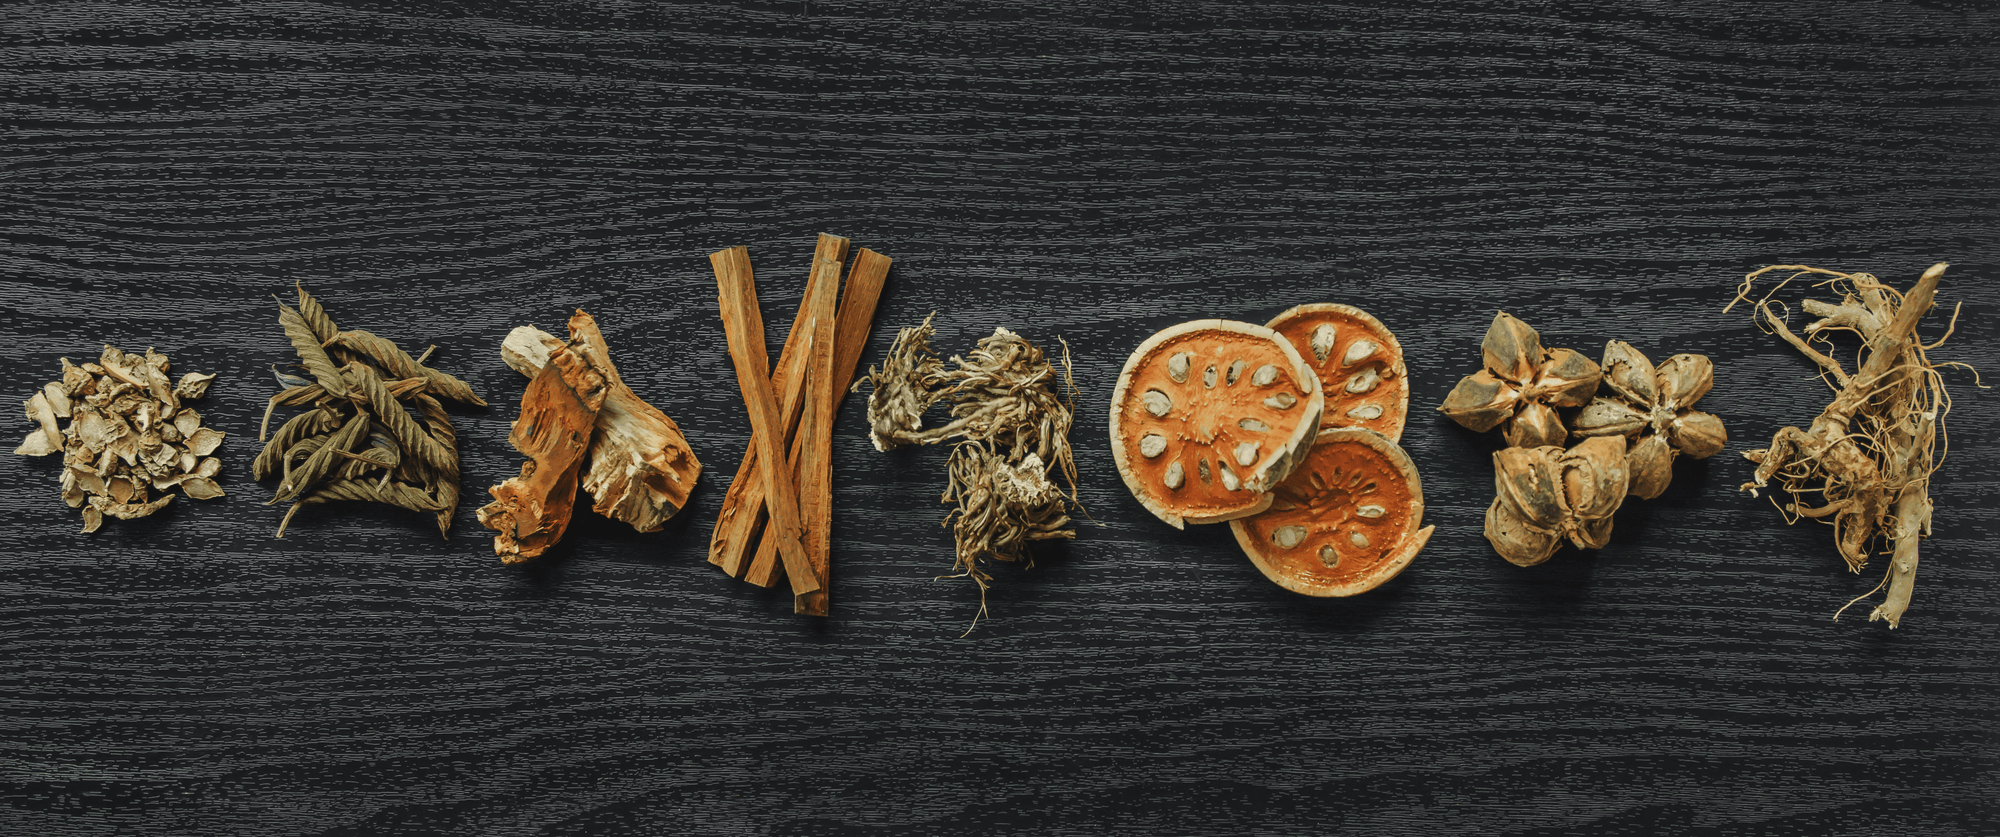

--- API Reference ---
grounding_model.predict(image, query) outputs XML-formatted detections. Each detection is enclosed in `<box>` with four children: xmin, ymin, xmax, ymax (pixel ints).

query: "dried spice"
<box><xmin>1231</xmin><ymin>428</ymin><xmax>1434</xmax><ymax>596</ymax></box>
<box><xmin>1108</xmin><ymin>320</ymin><xmax>1323</xmax><ymax>529</ymax></box>
<box><xmin>15</xmin><ymin>346</ymin><xmax>226</xmax><ymax>532</ymax></box>
<box><xmin>857</xmin><ymin>314</ymin><xmax>1080</xmax><ymax>630</ymax></box>
<box><xmin>256</xmin><ymin>284</ymin><xmax>478</xmax><ymax>538</ymax></box>
<box><xmin>1570</xmin><ymin>341</ymin><xmax>1727</xmax><ymax>499</ymax></box>
<box><xmin>477</xmin><ymin>335</ymin><xmax>607</xmax><ymax>563</ymax></box>
<box><xmin>1439</xmin><ymin>312</ymin><xmax>1601</xmax><ymax>448</ymax></box>
<box><xmin>1266</xmin><ymin>304</ymin><xmax>1411</xmax><ymax>441</ymax></box>
<box><xmin>708</xmin><ymin>237</ymin><xmax>891</xmax><ymax>617</ymax></box>
<box><xmin>499</xmin><ymin>310</ymin><xmax>703</xmax><ymax>538</ymax></box>
<box><xmin>1484</xmin><ymin>436</ymin><xmax>1631</xmax><ymax>567</ymax></box>
<box><xmin>1726</xmin><ymin>262</ymin><xmax>1968</xmax><ymax>628</ymax></box>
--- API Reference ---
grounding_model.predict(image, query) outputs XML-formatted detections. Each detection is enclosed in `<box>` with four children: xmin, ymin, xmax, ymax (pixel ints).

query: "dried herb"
<box><xmin>1439</xmin><ymin>312</ymin><xmax>1601</xmax><ymax>448</ymax></box>
<box><xmin>1107</xmin><ymin>319</ymin><xmax>1323</xmax><ymax>529</ymax></box>
<box><xmin>705</xmin><ymin>238</ymin><xmax>892</xmax><ymax>617</ymax></box>
<box><xmin>857</xmin><ymin>315</ymin><xmax>1080</xmax><ymax>631</ymax></box>
<box><xmin>1484</xmin><ymin>436</ymin><xmax>1630</xmax><ymax>567</ymax></box>
<box><xmin>1231</xmin><ymin>427</ymin><xmax>1435</xmax><ymax>596</ymax></box>
<box><xmin>477</xmin><ymin>337</ymin><xmax>607</xmax><ymax>563</ymax></box>
<box><xmin>1726</xmin><ymin>262</ymin><xmax>1972</xmax><ymax>628</ymax></box>
<box><xmin>256</xmin><ymin>284</ymin><xmax>477</xmax><ymax>538</ymax></box>
<box><xmin>1570</xmin><ymin>341</ymin><xmax>1727</xmax><ymax>500</ymax></box>
<box><xmin>488</xmin><ymin>309</ymin><xmax>703</xmax><ymax>562</ymax></box>
<box><xmin>14</xmin><ymin>345</ymin><xmax>226</xmax><ymax>532</ymax></box>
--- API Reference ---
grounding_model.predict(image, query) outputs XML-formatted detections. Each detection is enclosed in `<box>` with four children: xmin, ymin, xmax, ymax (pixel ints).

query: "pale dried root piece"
<box><xmin>16</xmin><ymin>347</ymin><xmax>226</xmax><ymax>531</ymax></box>
<box><xmin>1570</xmin><ymin>341</ymin><xmax>1727</xmax><ymax>500</ymax></box>
<box><xmin>1231</xmin><ymin>428</ymin><xmax>1433</xmax><ymax>596</ymax></box>
<box><xmin>476</xmin><ymin>341</ymin><xmax>608</xmax><ymax>564</ymax></box>
<box><xmin>1439</xmin><ymin>311</ymin><xmax>1600</xmax><ymax>448</ymax></box>
<box><xmin>1110</xmin><ymin>320</ymin><xmax>1323</xmax><ymax>529</ymax></box>
<box><xmin>1726</xmin><ymin>262</ymin><xmax>1962</xmax><ymax>628</ymax></box>
<box><xmin>1266</xmin><ymin>304</ymin><xmax>1411</xmax><ymax>442</ymax></box>
<box><xmin>1484</xmin><ymin>436</ymin><xmax>1630</xmax><ymax>566</ymax></box>
<box><xmin>500</xmin><ymin>310</ymin><xmax>702</xmax><ymax>533</ymax></box>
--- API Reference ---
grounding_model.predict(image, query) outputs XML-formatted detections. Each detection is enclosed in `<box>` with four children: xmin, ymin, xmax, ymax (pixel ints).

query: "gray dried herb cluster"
<box><xmin>15</xmin><ymin>345</ymin><xmax>224</xmax><ymax>532</ymax></box>
<box><xmin>857</xmin><ymin>314</ymin><xmax>1080</xmax><ymax>631</ymax></box>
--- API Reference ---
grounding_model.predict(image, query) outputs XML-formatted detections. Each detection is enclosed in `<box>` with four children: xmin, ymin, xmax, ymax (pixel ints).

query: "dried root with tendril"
<box><xmin>856</xmin><ymin>315</ymin><xmax>1080</xmax><ymax>633</ymax></box>
<box><xmin>1725</xmin><ymin>262</ymin><xmax>1978</xmax><ymax>628</ymax></box>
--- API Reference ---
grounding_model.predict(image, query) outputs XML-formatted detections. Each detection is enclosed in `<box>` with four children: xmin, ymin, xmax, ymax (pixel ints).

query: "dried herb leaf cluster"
<box><xmin>15</xmin><ymin>346</ymin><xmax>224</xmax><ymax>532</ymax></box>
<box><xmin>1727</xmin><ymin>262</ymin><xmax>1966</xmax><ymax>628</ymax></box>
<box><xmin>1441</xmin><ymin>311</ymin><xmax>1726</xmax><ymax>566</ymax></box>
<box><xmin>256</xmin><ymin>285</ymin><xmax>481</xmax><ymax>537</ymax></box>
<box><xmin>859</xmin><ymin>313</ymin><xmax>1079</xmax><ymax>626</ymax></box>
<box><xmin>481</xmin><ymin>309</ymin><xmax>702</xmax><ymax>564</ymax></box>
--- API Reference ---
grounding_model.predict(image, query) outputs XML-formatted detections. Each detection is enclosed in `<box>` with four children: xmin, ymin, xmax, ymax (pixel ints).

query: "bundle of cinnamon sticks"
<box><xmin>708</xmin><ymin>235</ymin><xmax>892</xmax><ymax>616</ymax></box>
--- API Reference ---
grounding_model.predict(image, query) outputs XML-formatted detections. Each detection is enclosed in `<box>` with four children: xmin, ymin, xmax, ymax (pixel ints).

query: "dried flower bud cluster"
<box><xmin>1439</xmin><ymin>311</ymin><xmax>1727</xmax><ymax>565</ymax></box>
<box><xmin>256</xmin><ymin>284</ymin><xmax>480</xmax><ymax>538</ymax></box>
<box><xmin>15</xmin><ymin>345</ymin><xmax>224</xmax><ymax>533</ymax></box>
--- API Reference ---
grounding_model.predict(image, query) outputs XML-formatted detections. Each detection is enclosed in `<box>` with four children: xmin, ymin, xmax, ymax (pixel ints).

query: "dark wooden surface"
<box><xmin>3</xmin><ymin>2</ymin><xmax>1997</xmax><ymax>834</ymax></box>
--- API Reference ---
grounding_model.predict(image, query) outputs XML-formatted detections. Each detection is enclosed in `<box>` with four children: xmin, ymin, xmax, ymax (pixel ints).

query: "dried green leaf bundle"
<box><xmin>1727</xmin><ymin>262</ymin><xmax>1968</xmax><ymax>628</ymax></box>
<box><xmin>256</xmin><ymin>284</ymin><xmax>479</xmax><ymax>538</ymax></box>
<box><xmin>856</xmin><ymin>315</ymin><xmax>1080</xmax><ymax>631</ymax></box>
<box><xmin>15</xmin><ymin>346</ymin><xmax>226</xmax><ymax>532</ymax></box>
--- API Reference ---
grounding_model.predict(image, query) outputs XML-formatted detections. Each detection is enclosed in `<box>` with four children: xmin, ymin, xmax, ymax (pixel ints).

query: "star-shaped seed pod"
<box><xmin>1483</xmin><ymin>436</ymin><xmax>1630</xmax><ymax>566</ymax></box>
<box><xmin>1439</xmin><ymin>312</ymin><xmax>1601</xmax><ymax>448</ymax></box>
<box><xmin>1569</xmin><ymin>341</ymin><xmax>1727</xmax><ymax>500</ymax></box>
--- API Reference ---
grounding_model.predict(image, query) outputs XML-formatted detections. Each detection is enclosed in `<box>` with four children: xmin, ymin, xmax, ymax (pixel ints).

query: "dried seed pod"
<box><xmin>1484</xmin><ymin>436</ymin><xmax>1630</xmax><ymax>565</ymax></box>
<box><xmin>1440</xmin><ymin>312</ymin><xmax>1602</xmax><ymax>446</ymax></box>
<box><xmin>1111</xmin><ymin>320</ymin><xmax>1324</xmax><ymax>529</ymax></box>
<box><xmin>1265</xmin><ymin>304</ymin><xmax>1411</xmax><ymax>442</ymax></box>
<box><xmin>1574</xmin><ymin>341</ymin><xmax>1727</xmax><ymax>499</ymax></box>
<box><xmin>1230</xmin><ymin>428</ymin><xmax>1434</xmax><ymax>596</ymax></box>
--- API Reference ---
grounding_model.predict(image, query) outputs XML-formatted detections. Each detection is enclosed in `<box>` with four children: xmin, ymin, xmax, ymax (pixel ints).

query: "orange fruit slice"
<box><xmin>1111</xmin><ymin>320</ymin><xmax>1323</xmax><ymax>528</ymax></box>
<box><xmin>1231</xmin><ymin>427</ymin><xmax>1434</xmax><ymax>596</ymax></box>
<box><xmin>1266</xmin><ymin>303</ymin><xmax>1410</xmax><ymax>442</ymax></box>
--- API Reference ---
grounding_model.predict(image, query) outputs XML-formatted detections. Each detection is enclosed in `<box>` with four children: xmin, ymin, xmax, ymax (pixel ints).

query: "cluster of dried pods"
<box><xmin>1728</xmin><ymin>263</ymin><xmax>1962</xmax><ymax>628</ymax></box>
<box><xmin>707</xmin><ymin>236</ymin><xmax>891</xmax><ymax>616</ymax></box>
<box><xmin>1440</xmin><ymin>312</ymin><xmax>1726</xmax><ymax>566</ymax></box>
<box><xmin>256</xmin><ymin>285</ymin><xmax>482</xmax><ymax>537</ymax></box>
<box><xmin>859</xmin><ymin>311</ymin><xmax>1078</xmax><ymax>628</ymax></box>
<box><xmin>479</xmin><ymin>309</ymin><xmax>701</xmax><ymax>564</ymax></box>
<box><xmin>1110</xmin><ymin>305</ymin><xmax>1433</xmax><ymax>597</ymax></box>
<box><xmin>16</xmin><ymin>346</ymin><xmax>223</xmax><ymax>532</ymax></box>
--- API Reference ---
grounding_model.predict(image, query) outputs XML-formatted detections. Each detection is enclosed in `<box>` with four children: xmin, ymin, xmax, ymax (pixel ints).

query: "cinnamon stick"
<box><xmin>744</xmin><ymin>247</ymin><xmax>893</xmax><ymax>592</ymax></box>
<box><xmin>709</xmin><ymin>235</ymin><xmax>848</xmax><ymax>577</ymax></box>
<box><xmin>709</xmin><ymin>246</ymin><xmax>819</xmax><ymax>597</ymax></box>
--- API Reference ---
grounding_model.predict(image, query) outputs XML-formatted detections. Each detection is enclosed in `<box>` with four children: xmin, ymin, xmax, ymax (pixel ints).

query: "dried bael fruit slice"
<box><xmin>1230</xmin><ymin>428</ymin><xmax>1434</xmax><ymax>596</ymax></box>
<box><xmin>1111</xmin><ymin>320</ymin><xmax>1323</xmax><ymax>529</ymax></box>
<box><xmin>1266</xmin><ymin>303</ymin><xmax>1410</xmax><ymax>441</ymax></box>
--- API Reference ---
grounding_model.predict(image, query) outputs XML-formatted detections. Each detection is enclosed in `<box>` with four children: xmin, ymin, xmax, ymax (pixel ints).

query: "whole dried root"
<box><xmin>857</xmin><ymin>315</ymin><xmax>1080</xmax><ymax>632</ymax></box>
<box><xmin>1726</xmin><ymin>262</ymin><xmax>1970</xmax><ymax>628</ymax></box>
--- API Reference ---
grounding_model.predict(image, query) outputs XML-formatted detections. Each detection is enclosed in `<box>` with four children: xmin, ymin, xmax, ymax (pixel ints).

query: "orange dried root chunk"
<box><xmin>1111</xmin><ymin>320</ymin><xmax>1323</xmax><ymax>529</ymax></box>
<box><xmin>1267</xmin><ymin>303</ymin><xmax>1410</xmax><ymax>442</ymax></box>
<box><xmin>1231</xmin><ymin>427</ymin><xmax>1434</xmax><ymax>597</ymax></box>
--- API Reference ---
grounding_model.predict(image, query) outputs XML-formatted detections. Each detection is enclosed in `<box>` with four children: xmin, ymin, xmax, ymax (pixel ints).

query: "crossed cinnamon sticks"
<box><xmin>708</xmin><ymin>235</ymin><xmax>891</xmax><ymax>615</ymax></box>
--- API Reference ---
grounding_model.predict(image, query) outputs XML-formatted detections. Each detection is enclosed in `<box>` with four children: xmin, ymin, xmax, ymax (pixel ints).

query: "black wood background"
<box><xmin>3</xmin><ymin>2</ymin><xmax>1996</xmax><ymax>834</ymax></box>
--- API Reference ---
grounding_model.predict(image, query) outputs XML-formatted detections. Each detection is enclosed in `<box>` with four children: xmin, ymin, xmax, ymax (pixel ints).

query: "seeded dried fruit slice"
<box><xmin>1231</xmin><ymin>428</ymin><xmax>1434</xmax><ymax>596</ymax></box>
<box><xmin>1111</xmin><ymin>320</ymin><xmax>1324</xmax><ymax>529</ymax></box>
<box><xmin>1266</xmin><ymin>303</ymin><xmax>1410</xmax><ymax>442</ymax></box>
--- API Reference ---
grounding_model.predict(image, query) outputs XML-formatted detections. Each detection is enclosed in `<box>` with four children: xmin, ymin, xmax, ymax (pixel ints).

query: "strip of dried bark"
<box><xmin>475</xmin><ymin>341</ymin><xmax>607</xmax><ymax>564</ymax></box>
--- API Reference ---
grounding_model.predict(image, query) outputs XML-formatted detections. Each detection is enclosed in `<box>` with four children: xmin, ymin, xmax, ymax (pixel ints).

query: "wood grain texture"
<box><xmin>1</xmin><ymin>1</ymin><xmax>1996</xmax><ymax>834</ymax></box>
